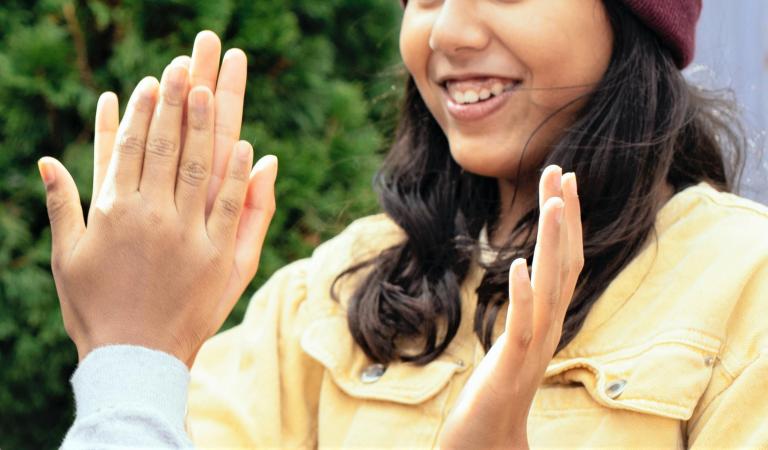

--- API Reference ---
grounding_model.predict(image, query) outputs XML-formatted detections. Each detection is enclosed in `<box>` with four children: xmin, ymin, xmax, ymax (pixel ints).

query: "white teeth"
<box><xmin>448</xmin><ymin>81</ymin><xmax>518</xmax><ymax>105</ymax></box>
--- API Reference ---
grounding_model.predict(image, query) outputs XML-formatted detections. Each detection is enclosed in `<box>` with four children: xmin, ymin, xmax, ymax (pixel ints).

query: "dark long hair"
<box><xmin>331</xmin><ymin>0</ymin><xmax>745</xmax><ymax>364</ymax></box>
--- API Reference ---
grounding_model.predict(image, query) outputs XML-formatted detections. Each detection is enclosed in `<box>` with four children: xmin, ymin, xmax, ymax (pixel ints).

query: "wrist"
<box><xmin>76</xmin><ymin>333</ymin><xmax>195</xmax><ymax>368</ymax></box>
<box><xmin>438</xmin><ymin>421</ymin><xmax>529</xmax><ymax>450</ymax></box>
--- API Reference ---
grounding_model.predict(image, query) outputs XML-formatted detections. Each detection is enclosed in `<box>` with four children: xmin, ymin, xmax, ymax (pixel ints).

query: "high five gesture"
<box><xmin>39</xmin><ymin>32</ymin><xmax>277</xmax><ymax>368</ymax></box>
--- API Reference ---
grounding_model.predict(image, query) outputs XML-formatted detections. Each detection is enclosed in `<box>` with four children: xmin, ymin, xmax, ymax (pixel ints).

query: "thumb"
<box><xmin>38</xmin><ymin>157</ymin><xmax>86</xmax><ymax>261</ymax></box>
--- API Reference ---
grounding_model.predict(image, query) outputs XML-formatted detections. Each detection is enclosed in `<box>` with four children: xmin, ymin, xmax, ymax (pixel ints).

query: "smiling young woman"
<box><xmin>51</xmin><ymin>1</ymin><xmax>768</xmax><ymax>449</ymax></box>
<box><xmin>400</xmin><ymin>0</ymin><xmax>613</xmax><ymax>182</ymax></box>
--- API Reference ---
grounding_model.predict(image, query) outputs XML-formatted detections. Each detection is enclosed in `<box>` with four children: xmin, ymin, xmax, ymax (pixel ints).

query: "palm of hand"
<box><xmin>439</xmin><ymin>166</ymin><xmax>584</xmax><ymax>450</ymax></box>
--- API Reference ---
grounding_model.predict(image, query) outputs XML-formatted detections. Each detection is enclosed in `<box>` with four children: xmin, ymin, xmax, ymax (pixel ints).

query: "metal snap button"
<box><xmin>360</xmin><ymin>363</ymin><xmax>387</xmax><ymax>384</ymax></box>
<box><xmin>605</xmin><ymin>379</ymin><xmax>627</xmax><ymax>399</ymax></box>
<box><xmin>456</xmin><ymin>359</ymin><xmax>465</xmax><ymax>368</ymax></box>
<box><xmin>704</xmin><ymin>355</ymin><xmax>716</xmax><ymax>367</ymax></box>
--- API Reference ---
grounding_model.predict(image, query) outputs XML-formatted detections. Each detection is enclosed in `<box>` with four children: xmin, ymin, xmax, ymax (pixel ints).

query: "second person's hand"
<box><xmin>40</xmin><ymin>48</ymin><xmax>277</xmax><ymax>367</ymax></box>
<box><xmin>92</xmin><ymin>31</ymin><xmax>247</xmax><ymax>220</ymax></box>
<box><xmin>90</xmin><ymin>32</ymin><xmax>266</xmax><ymax>341</ymax></box>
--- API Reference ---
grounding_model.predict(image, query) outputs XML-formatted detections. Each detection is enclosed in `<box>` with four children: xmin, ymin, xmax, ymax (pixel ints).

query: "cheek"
<box><xmin>399</xmin><ymin>14</ymin><xmax>453</xmax><ymax>135</ymax></box>
<box><xmin>525</xmin><ymin>4</ymin><xmax>613</xmax><ymax>110</ymax></box>
<box><xmin>399</xmin><ymin>13</ymin><xmax>432</xmax><ymax>81</ymax></box>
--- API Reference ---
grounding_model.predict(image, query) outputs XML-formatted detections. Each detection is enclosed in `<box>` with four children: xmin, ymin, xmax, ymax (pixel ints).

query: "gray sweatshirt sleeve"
<box><xmin>60</xmin><ymin>345</ymin><xmax>194</xmax><ymax>449</ymax></box>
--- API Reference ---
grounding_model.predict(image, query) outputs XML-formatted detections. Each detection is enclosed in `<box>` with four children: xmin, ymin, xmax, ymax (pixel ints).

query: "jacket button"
<box><xmin>605</xmin><ymin>379</ymin><xmax>627</xmax><ymax>399</ymax></box>
<box><xmin>704</xmin><ymin>356</ymin><xmax>716</xmax><ymax>367</ymax></box>
<box><xmin>360</xmin><ymin>363</ymin><xmax>387</xmax><ymax>383</ymax></box>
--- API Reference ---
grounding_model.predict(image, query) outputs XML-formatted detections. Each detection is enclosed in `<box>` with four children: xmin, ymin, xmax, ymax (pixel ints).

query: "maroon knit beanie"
<box><xmin>399</xmin><ymin>0</ymin><xmax>702</xmax><ymax>69</ymax></box>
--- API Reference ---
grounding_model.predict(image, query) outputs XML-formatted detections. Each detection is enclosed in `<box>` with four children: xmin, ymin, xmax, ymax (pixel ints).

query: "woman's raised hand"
<box><xmin>39</xmin><ymin>31</ymin><xmax>277</xmax><ymax>368</ymax></box>
<box><xmin>439</xmin><ymin>166</ymin><xmax>584</xmax><ymax>450</ymax></box>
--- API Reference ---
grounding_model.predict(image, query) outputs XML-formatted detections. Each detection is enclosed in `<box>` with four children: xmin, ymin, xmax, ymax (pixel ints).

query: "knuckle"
<box><xmin>117</xmin><ymin>135</ymin><xmax>145</xmax><ymax>157</ymax></box>
<box><xmin>200</xmin><ymin>248</ymin><xmax>228</xmax><ymax>276</ymax></box>
<box><xmin>146</xmin><ymin>137</ymin><xmax>177</xmax><ymax>158</ymax></box>
<box><xmin>573</xmin><ymin>254</ymin><xmax>585</xmax><ymax>272</ymax></box>
<box><xmin>133</xmin><ymin>94</ymin><xmax>155</xmax><ymax>114</ymax></box>
<box><xmin>46</xmin><ymin>194</ymin><xmax>70</xmax><ymax>224</ymax></box>
<box><xmin>178</xmin><ymin>160</ymin><xmax>208</xmax><ymax>187</ymax></box>
<box><xmin>144</xmin><ymin>207</ymin><xmax>168</xmax><ymax>228</ymax></box>
<box><xmin>189</xmin><ymin>107</ymin><xmax>211</xmax><ymax>131</ymax></box>
<box><xmin>547</xmin><ymin>289</ymin><xmax>560</xmax><ymax>306</ymax></box>
<box><xmin>106</xmin><ymin>199</ymin><xmax>131</xmax><ymax>222</ymax></box>
<box><xmin>50</xmin><ymin>252</ymin><xmax>66</xmax><ymax>275</ymax></box>
<box><xmin>218</xmin><ymin>197</ymin><xmax>242</xmax><ymax>220</ymax></box>
<box><xmin>249</xmin><ymin>196</ymin><xmax>276</xmax><ymax>217</ymax></box>
<box><xmin>163</xmin><ymin>84</ymin><xmax>186</xmax><ymax>107</ymax></box>
<box><xmin>228</xmin><ymin>163</ymin><xmax>249</xmax><ymax>182</ymax></box>
<box><xmin>516</xmin><ymin>330</ymin><xmax>533</xmax><ymax>349</ymax></box>
<box><xmin>205</xmin><ymin>249</ymin><xmax>226</xmax><ymax>269</ymax></box>
<box><xmin>214</xmin><ymin>121</ymin><xmax>239</xmax><ymax>139</ymax></box>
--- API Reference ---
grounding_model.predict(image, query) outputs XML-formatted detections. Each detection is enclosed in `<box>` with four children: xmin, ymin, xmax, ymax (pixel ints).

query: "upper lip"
<box><xmin>436</xmin><ymin>72</ymin><xmax>522</xmax><ymax>86</ymax></box>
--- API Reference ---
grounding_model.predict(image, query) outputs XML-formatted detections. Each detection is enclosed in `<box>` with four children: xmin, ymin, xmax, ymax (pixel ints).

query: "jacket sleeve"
<box><xmin>186</xmin><ymin>257</ymin><xmax>325</xmax><ymax>448</ymax></box>
<box><xmin>687</xmin><ymin>260</ymin><xmax>768</xmax><ymax>448</ymax></box>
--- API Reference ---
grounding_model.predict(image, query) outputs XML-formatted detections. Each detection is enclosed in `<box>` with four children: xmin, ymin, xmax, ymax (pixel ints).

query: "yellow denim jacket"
<box><xmin>187</xmin><ymin>182</ymin><xmax>768</xmax><ymax>449</ymax></box>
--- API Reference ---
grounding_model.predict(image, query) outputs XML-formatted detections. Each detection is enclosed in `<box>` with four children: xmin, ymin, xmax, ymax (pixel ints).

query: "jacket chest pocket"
<box><xmin>529</xmin><ymin>333</ymin><xmax>721</xmax><ymax>448</ymax></box>
<box><xmin>301</xmin><ymin>315</ymin><xmax>468</xmax><ymax>449</ymax></box>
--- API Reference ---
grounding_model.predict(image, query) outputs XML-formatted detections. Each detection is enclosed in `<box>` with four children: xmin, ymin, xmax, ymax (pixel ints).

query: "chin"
<box><xmin>449</xmin><ymin>143</ymin><xmax>520</xmax><ymax>179</ymax></box>
<box><xmin>446</xmin><ymin>133</ymin><xmax>533</xmax><ymax>179</ymax></box>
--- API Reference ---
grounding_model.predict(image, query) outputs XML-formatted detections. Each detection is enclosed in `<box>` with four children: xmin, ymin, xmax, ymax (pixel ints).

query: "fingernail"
<box><xmin>566</xmin><ymin>172</ymin><xmax>578</xmax><ymax>196</ymax></box>
<box><xmin>237</xmin><ymin>142</ymin><xmax>252</xmax><ymax>161</ymax></box>
<box><xmin>514</xmin><ymin>259</ymin><xmax>529</xmax><ymax>281</ymax></box>
<box><xmin>137</xmin><ymin>77</ymin><xmax>157</xmax><ymax>98</ymax></box>
<box><xmin>37</xmin><ymin>159</ymin><xmax>55</xmax><ymax>187</ymax></box>
<box><xmin>167</xmin><ymin>65</ymin><xmax>187</xmax><ymax>85</ymax></box>
<box><xmin>172</xmin><ymin>55</ymin><xmax>190</xmax><ymax>65</ymax></box>
<box><xmin>196</xmin><ymin>30</ymin><xmax>216</xmax><ymax>43</ymax></box>
<box><xmin>254</xmin><ymin>154</ymin><xmax>277</xmax><ymax>171</ymax></box>
<box><xmin>223</xmin><ymin>48</ymin><xmax>244</xmax><ymax>61</ymax></box>
<box><xmin>551</xmin><ymin>166</ymin><xmax>563</xmax><ymax>193</ymax></box>
<box><xmin>555</xmin><ymin>199</ymin><xmax>564</xmax><ymax>224</ymax></box>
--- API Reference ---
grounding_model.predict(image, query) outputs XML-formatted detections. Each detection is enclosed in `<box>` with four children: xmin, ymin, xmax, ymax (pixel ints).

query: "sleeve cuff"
<box><xmin>71</xmin><ymin>345</ymin><xmax>190</xmax><ymax>431</ymax></box>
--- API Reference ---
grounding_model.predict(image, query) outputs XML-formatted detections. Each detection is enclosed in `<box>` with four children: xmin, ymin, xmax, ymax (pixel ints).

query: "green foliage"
<box><xmin>0</xmin><ymin>0</ymin><xmax>403</xmax><ymax>447</ymax></box>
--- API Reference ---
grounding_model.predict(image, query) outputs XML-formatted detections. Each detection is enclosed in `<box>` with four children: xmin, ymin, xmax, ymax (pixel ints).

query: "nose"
<box><xmin>428</xmin><ymin>1</ymin><xmax>489</xmax><ymax>55</ymax></box>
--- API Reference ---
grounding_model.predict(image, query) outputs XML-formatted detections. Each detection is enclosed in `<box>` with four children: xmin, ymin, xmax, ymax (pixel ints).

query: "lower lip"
<box><xmin>442</xmin><ymin>83</ymin><xmax>520</xmax><ymax>122</ymax></box>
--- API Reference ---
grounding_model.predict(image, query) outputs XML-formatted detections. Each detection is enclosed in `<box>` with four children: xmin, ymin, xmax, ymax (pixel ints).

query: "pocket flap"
<box><xmin>545</xmin><ymin>331</ymin><xmax>722</xmax><ymax>420</ymax></box>
<box><xmin>301</xmin><ymin>315</ymin><xmax>466</xmax><ymax>405</ymax></box>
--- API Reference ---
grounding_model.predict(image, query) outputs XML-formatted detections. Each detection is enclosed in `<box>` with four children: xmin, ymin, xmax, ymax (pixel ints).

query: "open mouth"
<box><xmin>439</xmin><ymin>78</ymin><xmax>523</xmax><ymax>122</ymax></box>
<box><xmin>440</xmin><ymin>79</ymin><xmax>522</xmax><ymax>105</ymax></box>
